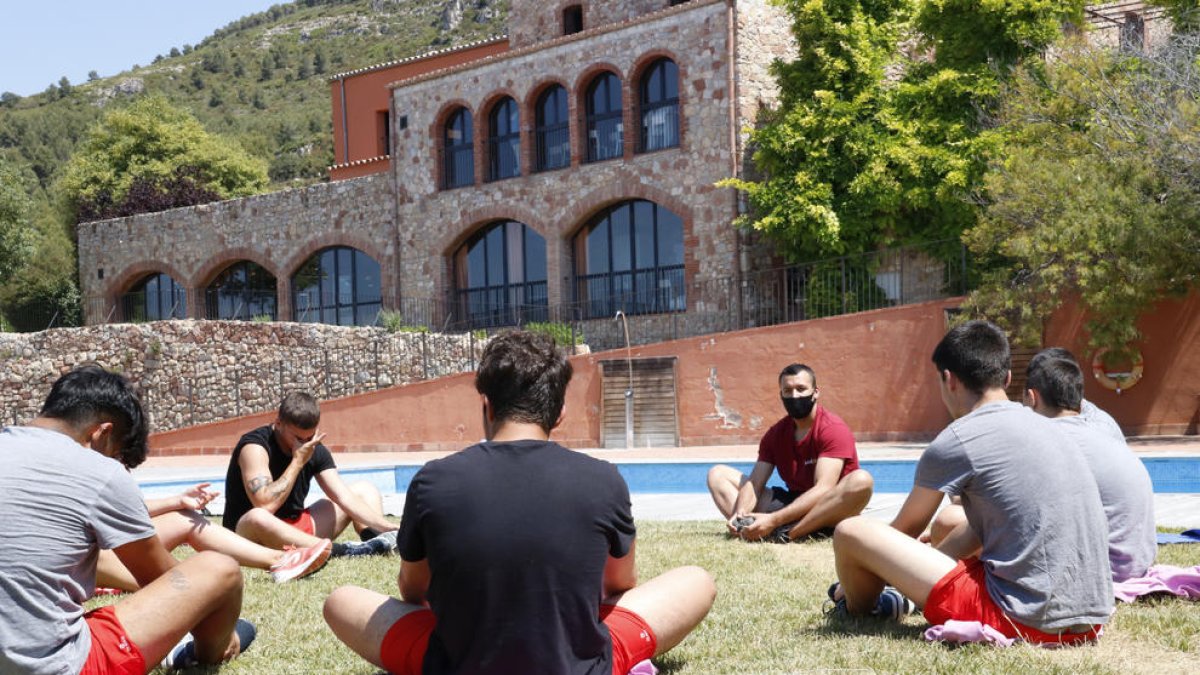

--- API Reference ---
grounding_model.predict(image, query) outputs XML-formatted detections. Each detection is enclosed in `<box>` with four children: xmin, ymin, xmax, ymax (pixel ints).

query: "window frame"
<box><xmin>487</xmin><ymin>97</ymin><xmax>521</xmax><ymax>182</ymax></box>
<box><xmin>443</xmin><ymin>107</ymin><xmax>475</xmax><ymax>189</ymax></box>
<box><xmin>638</xmin><ymin>58</ymin><xmax>680</xmax><ymax>153</ymax></box>
<box><xmin>535</xmin><ymin>85</ymin><xmax>571</xmax><ymax>172</ymax></box>
<box><xmin>585</xmin><ymin>72</ymin><xmax>624</xmax><ymax>163</ymax></box>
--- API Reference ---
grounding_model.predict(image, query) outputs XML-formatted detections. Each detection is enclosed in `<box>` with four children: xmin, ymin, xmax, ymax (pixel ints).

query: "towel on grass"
<box><xmin>924</xmin><ymin>620</ymin><xmax>1016</xmax><ymax>647</ymax></box>
<box><xmin>1113</xmin><ymin>564</ymin><xmax>1200</xmax><ymax>603</ymax></box>
<box><xmin>1156</xmin><ymin>529</ymin><xmax>1200</xmax><ymax>545</ymax></box>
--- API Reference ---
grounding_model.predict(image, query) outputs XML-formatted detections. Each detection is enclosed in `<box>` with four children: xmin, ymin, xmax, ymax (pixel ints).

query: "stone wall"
<box><xmin>0</xmin><ymin>321</ymin><xmax>485</xmax><ymax>433</ymax></box>
<box><xmin>392</xmin><ymin>0</ymin><xmax>739</xmax><ymax>306</ymax></box>
<box><xmin>76</xmin><ymin>172</ymin><xmax>396</xmax><ymax>321</ymax></box>
<box><xmin>508</xmin><ymin>0</ymin><xmax>697</xmax><ymax>49</ymax></box>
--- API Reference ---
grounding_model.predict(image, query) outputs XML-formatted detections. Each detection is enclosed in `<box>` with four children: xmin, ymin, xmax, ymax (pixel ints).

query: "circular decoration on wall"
<box><xmin>1092</xmin><ymin>348</ymin><xmax>1144</xmax><ymax>395</ymax></box>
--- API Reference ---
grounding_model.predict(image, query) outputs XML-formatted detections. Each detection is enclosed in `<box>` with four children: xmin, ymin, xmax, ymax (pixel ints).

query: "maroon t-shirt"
<box><xmin>757</xmin><ymin>405</ymin><xmax>859</xmax><ymax>493</ymax></box>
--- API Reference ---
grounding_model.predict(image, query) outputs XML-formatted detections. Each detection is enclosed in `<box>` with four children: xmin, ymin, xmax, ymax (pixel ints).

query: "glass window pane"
<box><xmin>657</xmin><ymin>206</ymin><xmax>684</xmax><ymax>266</ymax></box>
<box><xmin>588</xmin><ymin>219</ymin><xmax>609</xmax><ymax>275</ymax></box>
<box><xmin>525</xmin><ymin>228</ymin><xmax>547</xmax><ymax>282</ymax></box>
<box><xmin>506</xmin><ymin>223</ymin><xmax>524</xmax><ymax>284</ymax></box>
<box><xmin>634</xmin><ymin>201</ymin><xmax>655</xmax><ymax>269</ymax></box>
<box><xmin>663</xmin><ymin>61</ymin><xmax>679</xmax><ymax>99</ymax></box>
<box><xmin>356</xmin><ymin>251</ymin><xmax>381</xmax><ymax>303</ymax></box>
<box><xmin>610</xmin><ymin>205</ymin><xmax>631</xmax><ymax>272</ymax></box>
<box><xmin>467</xmin><ymin>239</ymin><xmax>486</xmax><ymax>288</ymax></box>
<box><xmin>486</xmin><ymin>226</ymin><xmax>505</xmax><ymax>286</ymax></box>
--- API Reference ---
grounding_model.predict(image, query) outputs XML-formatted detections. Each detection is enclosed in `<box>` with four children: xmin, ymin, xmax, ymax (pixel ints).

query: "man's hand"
<box><xmin>178</xmin><ymin>483</ymin><xmax>219</xmax><ymax>511</ymax></box>
<box><xmin>736</xmin><ymin>512</ymin><xmax>779</xmax><ymax>542</ymax></box>
<box><xmin>292</xmin><ymin>431</ymin><xmax>325</xmax><ymax>465</ymax></box>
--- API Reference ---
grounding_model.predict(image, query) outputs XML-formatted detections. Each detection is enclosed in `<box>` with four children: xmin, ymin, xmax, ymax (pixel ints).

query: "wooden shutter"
<box><xmin>600</xmin><ymin>357</ymin><xmax>678</xmax><ymax>448</ymax></box>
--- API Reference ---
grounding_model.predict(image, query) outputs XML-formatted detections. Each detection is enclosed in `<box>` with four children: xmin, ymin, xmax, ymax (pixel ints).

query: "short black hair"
<box><xmin>40</xmin><ymin>365</ymin><xmax>149</xmax><ymax>469</ymax></box>
<box><xmin>1028</xmin><ymin>346</ymin><xmax>1078</xmax><ymax>371</ymax></box>
<box><xmin>930</xmin><ymin>320</ymin><xmax>1011</xmax><ymax>394</ymax></box>
<box><xmin>778</xmin><ymin>363</ymin><xmax>817</xmax><ymax>388</ymax></box>
<box><xmin>278</xmin><ymin>392</ymin><xmax>320</xmax><ymax>429</ymax></box>
<box><xmin>1026</xmin><ymin>351</ymin><xmax>1084</xmax><ymax>412</ymax></box>
<box><xmin>475</xmin><ymin>330</ymin><xmax>572</xmax><ymax>432</ymax></box>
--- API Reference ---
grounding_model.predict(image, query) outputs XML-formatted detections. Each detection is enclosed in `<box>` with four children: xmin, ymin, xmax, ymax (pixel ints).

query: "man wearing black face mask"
<box><xmin>706</xmin><ymin>364</ymin><xmax>873</xmax><ymax>542</ymax></box>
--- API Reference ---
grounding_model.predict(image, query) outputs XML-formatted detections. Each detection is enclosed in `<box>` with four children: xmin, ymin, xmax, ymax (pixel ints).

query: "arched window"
<box><xmin>573</xmin><ymin>200</ymin><xmax>684</xmax><ymax>318</ymax></box>
<box><xmin>443</xmin><ymin>107</ymin><xmax>474</xmax><ymax>189</ymax></box>
<box><xmin>639</xmin><ymin>58</ymin><xmax>679</xmax><ymax>152</ymax></box>
<box><xmin>487</xmin><ymin>97</ymin><xmax>520</xmax><ymax>181</ymax></box>
<box><xmin>535</xmin><ymin>85</ymin><xmax>570</xmax><ymax>171</ymax></box>
<box><xmin>205</xmin><ymin>261</ymin><xmax>276</xmax><ymax>320</ymax></box>
<box><xmin>455</xmin><ymin>221</ymin><xmax>548</xmax><ymax>327</ymax></box>
<box><xmin>122</xmin><ymin>272</ymin><xmax>186</xmax><ymax>322</ymax></box>
<box><xmin>292</xmin><ymin>246</ymin><xmax>382</xmax><ymax>326</ymax></box>
<box><xmin>585</xmin><ymin>73</ymin><xmax>623</xmax><ymax>162</ymax></box>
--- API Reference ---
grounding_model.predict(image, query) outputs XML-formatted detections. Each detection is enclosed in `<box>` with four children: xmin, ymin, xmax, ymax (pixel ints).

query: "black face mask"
<box><xmin>782</xmin><ymin>394</ymin><xmax>815</xmax><ymax>419</ymax></box>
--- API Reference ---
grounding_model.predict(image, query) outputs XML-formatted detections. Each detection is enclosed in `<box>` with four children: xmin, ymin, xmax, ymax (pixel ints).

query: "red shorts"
<box><xmin>379</xmin><ymin>605</ymin><xmax>657</xmax><ymax>675</ymax></box>
<box><xmin>80</xmin><ymin>606</ymin><xmax>145</xmax><ymax>675</ymax></box>
<box><xmin>280</xmin><ymin>509</ymin><xmax>315</xmax><ymax>536</ymax></box>
<box><xmin>924</xmin><ymin>558</ymin><xmax>1102</xmax><ymax>645</ymax></box>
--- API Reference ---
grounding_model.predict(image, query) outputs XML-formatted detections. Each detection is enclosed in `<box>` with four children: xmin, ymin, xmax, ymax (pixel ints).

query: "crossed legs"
<box><xmin>322</xmin><ymin>566</ymin><xmax>716</xmax><ymax>671</ymax></box>
<box><xmin>237</xmin><ymin>481</ymin><xmax>386</xmax><ymax>549</ymax></box>
<box><xmin>707</xmin><ymin>466</ymin><xmax>874</xmax><ymax>538</ymax></box>
<box><xmin>112</xmin><ymin>551</ymin><xmax>246</xmax><ymax>666</ymax></box>
<box><xmin>832</xmin><ymin>516</ymin><xmax>957</xmax><ymax>615</ymax></box>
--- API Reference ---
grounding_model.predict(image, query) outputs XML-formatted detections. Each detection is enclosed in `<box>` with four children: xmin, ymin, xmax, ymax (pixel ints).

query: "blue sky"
<box><xmin>0</xmin><ymin>1</ymin><xmax>284</xmax><ymax>97</ymax></box>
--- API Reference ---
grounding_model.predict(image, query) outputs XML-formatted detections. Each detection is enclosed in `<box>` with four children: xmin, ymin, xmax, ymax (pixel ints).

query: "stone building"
<box><xmin>75</xmin><ymin>0</ymin><xmax>1164</xmax><ymax>347</ymax></box>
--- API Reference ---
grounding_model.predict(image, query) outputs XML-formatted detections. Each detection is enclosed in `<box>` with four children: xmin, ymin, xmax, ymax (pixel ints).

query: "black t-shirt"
<box><xmin>221</xmin><ymin>424</ymin><xmax>336</xmax><ymax>530</ymax></box>
<box><xmin>397</xmin><ymin>440</ymin><xmax>636</xmax><ymax>675</ymax></box>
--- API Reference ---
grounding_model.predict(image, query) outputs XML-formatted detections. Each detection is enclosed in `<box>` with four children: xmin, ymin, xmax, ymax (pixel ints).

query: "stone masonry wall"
<box><xmin>0</xmin><ymin>321</ymin><xmax>485</xmax><ymax>433</ymax></box>
<box><xmin>392</xmin><ymin>0</ymin><xmax>739</xmax><ymax>309</ymax></box>
<box><xmin>508</xmin><ymin>0</ymin><xmax>695</xmax><ymax>49</ymax></box>
<box><xmin>77</xmin><ymin>173</ymin><xmax>396</xmax><ymax>321</ymax></box>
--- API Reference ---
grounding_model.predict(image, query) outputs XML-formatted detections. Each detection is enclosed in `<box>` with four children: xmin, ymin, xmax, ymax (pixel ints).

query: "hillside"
<box><xmin>0</xmin><ymin>0</ymin><xmax>508</xmax><ymax>199</ymax></box>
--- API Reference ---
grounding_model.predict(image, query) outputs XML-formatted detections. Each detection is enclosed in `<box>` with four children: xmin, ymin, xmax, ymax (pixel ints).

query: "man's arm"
<box><xmin>602</xmin><ymin>540</ymin><xmax>638</xmax><ymax>598</ymax></box>
<box><xmin>238</xmin><ymin>441</ymin><xmax>313</xmax><ymax>513</ymax></box>
<box><xmin>111</xmin><ymin>534</ymin><xmax>179</xmax><ymax>587</ymax></box>
<box><xmin>144</xmin><ymin>483</ymin><xmax>219</xmax><ymax>517</ymax></box>
<box><xmin>889</xmin><ymin>485</ymin><xmax>944</xmax><ymax>539</ymax></box>
<box><xmin>731</xmin><ymin>461</ymin><xmax>774</xmax><ymax>517</ymax></box>
<box><xmin>398</xmin><ymin>558</ymin><xmax>431</xmax><ymax>606</ymax></box>
<box><xmin>315</xmin><ymin>469</ymin><xmax>396</xmax><ymax>532</ymax></box>
<box><xmin>740</xmin><ymin>456</ymin><xmax>844</xmax><ymax>541</ymax></box>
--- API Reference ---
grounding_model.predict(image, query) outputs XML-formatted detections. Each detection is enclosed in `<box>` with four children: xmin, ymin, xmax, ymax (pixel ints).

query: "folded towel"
<box><xmin>1113</xmin><ymin>564</ymin><xmax>1200</xmax><ymax>603</ymax></box>
<box><xmin>924</xmin><ymin>620</ymin><xmax>1015</xmax><ymax>647</ymax></box>
<box><xmin>629</xmin><ymin>659</ymin><xmax>658</xmax><ymax>675</ymax></box>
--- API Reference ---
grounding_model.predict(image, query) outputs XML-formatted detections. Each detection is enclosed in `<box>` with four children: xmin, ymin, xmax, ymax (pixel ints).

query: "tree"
<box><xmin>0</xmin><ymin>157</ymin><xmax>36</xmax><ymax>279</ymax></box>
<box><xmin>962</xmin><ymin>35</ymin><xmax>1200</xmax><ymax>352</ymax></box>
<box><xmin>87</xmin><ymin>70</ymin><xmax>100</xmax><ymax>81</ymax></box>
<box><xmin>57</xmin><ymin>95</ymin><xmax>269</xmax><ymax>223</ymax></box>
<box><xmin>724</xmin><ymin>1</ymin><xmax>1083</xmax><ymax>262</ymax></box>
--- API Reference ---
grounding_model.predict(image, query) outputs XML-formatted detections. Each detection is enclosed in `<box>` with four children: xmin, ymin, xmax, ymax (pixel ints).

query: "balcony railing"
<box><xmin>454</xmin><ymin>281</ymin><xmax>548</xmax><ymax>328</ymax></box>
<box><xmin>203</xmin><ymin>289</ymin><xmax>277</xmax><ymax>321</ymax></box>
<box><xmin>574</xmin><ymin>265</ymin><xmax>686</xmax><ymax>320</ymax></box>
<box><xmin>640</xmin><ymin>101</ymin><xmax>679</xmax><ymax>152</ymax></box>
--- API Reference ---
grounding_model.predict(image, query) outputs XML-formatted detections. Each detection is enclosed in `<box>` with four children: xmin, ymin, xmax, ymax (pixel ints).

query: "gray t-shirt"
<box><xmin>915</xmin><ymin>401</ymin><xmax>1113</xmax><ymax>630</ymax></box>
<box><xmin>0</xmin><ymin>426</ymin><xmax>155</xmax><ymax>675</ymax></box>
<box><xmin>1054</xmin><ymin>416</ymin><xmax>1156</xmax><ymax>582</ymax></box>
<box><xmin>1079</xmin><ymin>398</ymin><xmax>1124</xmax><ymax>444</ymax></box>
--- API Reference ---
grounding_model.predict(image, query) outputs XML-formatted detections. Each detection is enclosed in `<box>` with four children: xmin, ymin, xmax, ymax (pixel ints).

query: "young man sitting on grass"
<box><xmin>323</xmin><ymin>330</ymin><xmax>716</xmax><ymax>674</ymax></box>
<box><xmin>0</xmin><ymin>366</ymin><xmax>255</xmax><ymax>673</ymax></box>
<box><xmin>95</xmin><ymin>482</ymin><xmax>331</xmax><ymax>591</ymax></box>
<box><xmin>830</xmin><ymin>321</ymin><xmax>1114</xmax><ymax>645</ymax></box>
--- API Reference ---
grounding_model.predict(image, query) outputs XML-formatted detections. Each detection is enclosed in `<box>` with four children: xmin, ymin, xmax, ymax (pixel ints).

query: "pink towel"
<box><xmin>628</xmin><ymin>659</ymin><xmax>657</xmax><ymax>675</ymax></box>
<box><xmin>1113</xmin><ymin>564</ymin><xmax>1200</xmax><ymax>603</ymax></box>
<box><xmin>924</xmin><ymin>620</ymin><xmax>1016</xmax><ymax>647</ymax></box>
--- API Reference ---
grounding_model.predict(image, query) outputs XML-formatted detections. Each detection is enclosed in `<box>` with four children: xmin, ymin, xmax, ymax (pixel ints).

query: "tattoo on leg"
<box><xmin>169</xmin><ymin>569</ymin><xmax>189</xmax><ymax>591</ymax></box>
<box><xmin>248</xmin><ymin>476</ymin><xmax>270</xmax><ymax>494</ymax></box>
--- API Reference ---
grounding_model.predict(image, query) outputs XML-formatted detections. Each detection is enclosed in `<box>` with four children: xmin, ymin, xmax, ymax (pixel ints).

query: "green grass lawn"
<box><xmin>92</xmin><ymin>521</ymin><xmax>1200</xmax><ymax>674</ymax></box>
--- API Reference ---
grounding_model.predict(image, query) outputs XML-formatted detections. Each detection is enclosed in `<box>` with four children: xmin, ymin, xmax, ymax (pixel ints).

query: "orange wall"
<box><xmin>329</xmin><ymin>40</ymin><xmax>509</xmax><ymax>174</ymax></box>
<box><xmin>1044</xmin><ymin>291</ymin><xmax>1200</xmax><ymax>436</ymax></box>
<box><xmin>148</xmin><ymin>294</ymin><xmax>1200</xmax><ymax>454</ymax></box>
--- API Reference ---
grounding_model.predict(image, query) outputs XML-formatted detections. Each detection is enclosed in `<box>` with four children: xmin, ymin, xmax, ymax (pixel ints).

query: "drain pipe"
<box><xmin>615</xmin><ymin>310</ymin><xmax>634</xmax><ymax>449</ymax></box>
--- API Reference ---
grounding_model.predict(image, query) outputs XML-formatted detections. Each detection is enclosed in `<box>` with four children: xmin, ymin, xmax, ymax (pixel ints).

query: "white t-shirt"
<box><xmin>0</xmin><ymin>426</ymin><xmax>154</xmax><ymax>675</ymax></box>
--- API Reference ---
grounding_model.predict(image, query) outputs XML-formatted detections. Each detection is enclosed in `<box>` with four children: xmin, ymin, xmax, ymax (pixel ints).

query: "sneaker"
<box><xmin>332</xmin><ymin>529</ymin><xmax>397</xmax><ymax>557</ymax></box>
<box><xmin>161</xmin><ymin>618</ymin><xmax>256</xmax><ymax>670</ymax></box>
<box><xmin>269</xmin><ymin>538</ymin><xmax>332</xmax><ymax>583</ymax></box>
<box><xmin>823</xmin><ymin>587</ymin><xmax>916</xmax><ymax>621</ymax></box>
<box><xmin>874</xmin><ymin>587</ymin><xmax>918</xmax><ymax>619</ymax></box>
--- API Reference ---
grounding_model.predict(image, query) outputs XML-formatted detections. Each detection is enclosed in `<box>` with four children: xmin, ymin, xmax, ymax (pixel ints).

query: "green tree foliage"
<box><xmin>0</xmin><ymin>157</ymin><xmax>36</xmax><ymax>279</ymax></box>
<box><xmin>725</xmin><ymin>0</ymin><xmax>1082</xmax><ymax>262</ymax></box>
<box><xmin>58</xmin><ymin>95</ymin><xmax>268</xmax><ymax>222</ymax></box>
<box><xmin>962</xmin><ymin>36</ymin><xmax>1200</xmax><ymax>352</ymax></box>
<box><xmin>1152</xmin><ymin>0</ymin><xmax>1200</xmax><ymax>32</ymax></box>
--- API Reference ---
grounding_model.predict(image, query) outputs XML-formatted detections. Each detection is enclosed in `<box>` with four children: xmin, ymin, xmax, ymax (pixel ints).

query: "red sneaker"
<box><xmin>270</xmin><ymin>538</ymin><xmax>332</xmax><ymax>583</ymax></box>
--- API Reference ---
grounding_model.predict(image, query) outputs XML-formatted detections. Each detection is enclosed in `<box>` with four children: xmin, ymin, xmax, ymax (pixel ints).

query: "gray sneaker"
<box><xmin>333</xmin><ymin>529</ymin><xmax>397</xmax><ymax>557</ymax></box>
